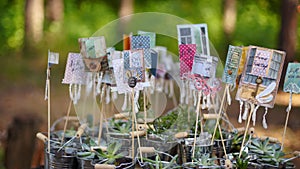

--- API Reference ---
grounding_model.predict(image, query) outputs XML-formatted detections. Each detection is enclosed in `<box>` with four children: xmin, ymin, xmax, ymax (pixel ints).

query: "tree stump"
<box><xmin>4</xmin><ymin>114</ymin><xmax>41</xmax><ymax>169</ymax></box>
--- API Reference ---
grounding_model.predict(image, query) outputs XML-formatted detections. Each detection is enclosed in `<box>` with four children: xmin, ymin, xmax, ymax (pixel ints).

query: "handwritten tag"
<box><xmin>222</xmin><ymin>45</ymin><xmax>242</xmax><ymax>84</ymax></box>
<box><xmin>283</xmin><ymin>63</ymin><xmax>300</xmax><ymax>94</ymax></box>
<box><xmin>62</xmin><ymin>53</ymin><xmax>86</xmax><ymax>84</ymax></box>
<box><xmin>192</xmin><ymin>55</ymin><xmax>218</xmax><ymax>78</ymax></box>
<box><xmin>250</xmin><ymin>49</ymin><xmax>272</xmax><ymax>77</ymax></box>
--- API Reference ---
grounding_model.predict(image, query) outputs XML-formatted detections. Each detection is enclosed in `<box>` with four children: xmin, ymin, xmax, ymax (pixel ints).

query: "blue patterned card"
<box><xmin>138</xmin><ymin>31</ymin><xmax>156</xmax><ymax>48</ymax></box>
<box><xmin>131</xmin><ymin>35</ymin><xmax>151</xmax><ymax>68</ymax></box>
<box><xmin>283</xmin><ymin>63</ymin><xmax>300</xmax><ymax>93</ymax></box>
<box><xmin>222</xmin><ymin>45</ymin><xmax>242</xmax><ymax>84</ymax></box>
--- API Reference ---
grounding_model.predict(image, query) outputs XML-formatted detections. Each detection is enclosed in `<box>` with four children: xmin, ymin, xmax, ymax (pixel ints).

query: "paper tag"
<box><xmin>62</xmin><ymin>53</ymin><xmax>86</xmax><ymax>84</ymax></box>
<box><xmin>222</xmin><ymin>45</ymin><xmax>243</xmax><ymax>84</ymax></box>
<box><xmin>283</xmin><ymin>63</ymin><xmax>300</xmax><ymax>94</ymax></box>
<box><xmin>177</xmin><ymin>24</ymin><xmax>210</xmax><ymax>56</ymax></box>
<box><xmin>79</xmin><ymin>36</ymin><xmax>106</xmax><ymax>58</ymax></box>
<box><xmin>123</xmin><ymin>50</ymin><xmax>145</xmax><ymax>83</ymax></box>
<box><xmin>192</xmin><ymin>55</ymin><xmax>218</xmax><ymax>78</ymax></box>
<box><xmin>150</xmin><ymin>49</ymin><xmax>158</xmax><ymax>76</ymax></box>
<box><xmin>250</xmin><ymin>49</ymin><xmax>272</xmax><ymax>77</ymax></box>
<box><xmin>107</xmin><ymin>47</ymin><xmax>115</xmax><ymax>68</ymax></box>
<box><xmin>179</xmin><ymin>44</ymin><xmax>196</xmax><ymax>77</ymax></box>
<box><xmin>112</xmin><ymin>59</ymin><xmax>131</xmax><ymax>94</ymax></box>
<box><xmin>131</xmin><ymin>35</ymin><xmax>151</xmax><ymax>68</ymax></box>
<box><xmin>138</xmin><ymin>30</ymin><xmax>156</xmax><ymax>48</ymax></box>
<box><xmin>48</xmin><ymin>51</ymin><xmax>59</xmax><ymax>65</ymax></box>
<box><xmin>235</xmin><ymin>46</ymin><xmax>285</xmax><ymax>108</ymax></box>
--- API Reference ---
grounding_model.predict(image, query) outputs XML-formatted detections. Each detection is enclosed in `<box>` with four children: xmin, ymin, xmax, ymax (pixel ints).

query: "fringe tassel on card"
<box><xmin>226</xmin><ymin>85</ymin><xmax>232</xmax><ymax>105</ymax></box>
<box><xmin>252</xmin><ymin>105</ymin><xmax>260</xmax><ymax>126</ymax></box>
<box><xmin>193</xmin><ymin>90</ymin><xmax>197</xmax><ymax>107</ymax></box>
<box><xmin>242</xmin><ymin>103</ymin><xmax>249</xmax><ymax>120</ymax></box>
<box><xmin>105</xmin><ymin>85</ymin><xmax>111</xmax><ymax>104</ymax></box>
<box><xmin>180</xmin><ymin>80</ymin><xmax>186</xmax><ymax>104</ymax></box>
<box><xmin>122</xmin><ymin>93</ymin><xmax>128</xmax><ymax>111</ymax></box>
<box><xmin>262</xmin><ymin>107</ymin><xmax>268</xmax><ymax>129</ymax></box>
<box><xmin>202</xmin><ymin>95</ymin><xmax>206</xmax><ymax>109</ymax></box>
<box><xmin>134</xmin><ymin>90</ymin><xmax>140</xmax><ymax>113</ymax></box>
<box><xmin>207</xmin><ymin>93</ymin><xmax>211</xmax><ymax>109</ymax></box>
<box><xmin>86</xmin><ymin>73</ymin><xmax>93</xmax><ymax>95</ymax></box>
<box><xmin>112</xmin><ymin>91</ymin><xmax>118</xmax><ymax>101</ymax></box>
<box><xmin>150</xmin><ymin>75</ymin><xmax>155</xmax><ymax>94</ymax></box>
<box><xmin>238</xmin><ymin>100</ymin><xmax>244</xmax><ymax>123</ymax></box>
<box><xmin>169</xmin><ymin>80</ymin><xmax>174</xmax><ymax>98</ymax></box>
<box><xmin>96</xmin><ymin>72</ymin><xmax>103</xmax><ymax>95</ymax></box>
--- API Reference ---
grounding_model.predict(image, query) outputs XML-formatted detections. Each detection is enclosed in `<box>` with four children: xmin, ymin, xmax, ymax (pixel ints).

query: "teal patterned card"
<box><xmin>283</xmin><ymin>63</ymin><xmax>300</xmax><ymax>93</ymax></box>
<box><xmin>222</xmin><ymin>45</ymin><xmax>242</xmax><ymax>84</ymax></box>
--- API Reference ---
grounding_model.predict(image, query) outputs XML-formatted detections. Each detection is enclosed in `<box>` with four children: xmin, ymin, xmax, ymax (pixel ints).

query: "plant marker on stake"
<box><xmin>282</xmin><ymin>62</ymin><xmax>300</xmax><ymax>150</ymax></box>
<box><xmin>45</xmin><ymin>50</ymin><xmax>59</xmax><ymax>153</ymax></box>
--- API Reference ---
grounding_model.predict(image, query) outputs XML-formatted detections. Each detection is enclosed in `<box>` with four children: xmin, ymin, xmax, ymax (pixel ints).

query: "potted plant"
<box><xmin>76</xmin><ymin>138</ymin><xmax>98</xmax><ymax>169</ymax></box>
<box><xmin>137</xmin><ymin>151</ymin><xmax>180</xmax><ymax>169</ymax></box>
<box><xmin>182</xmin><ymin>154</ymin><xmax>225</xmax><ymax>169</ymax></box>
<box><xmin>93</xmin><ymin>141</ymin><xmax>135</xmax><ymax>169</ymax></box>
<box><xmin>212</xmin><ymin>129</ymin><xmax>234</xmax><ymax>158</ymax></box>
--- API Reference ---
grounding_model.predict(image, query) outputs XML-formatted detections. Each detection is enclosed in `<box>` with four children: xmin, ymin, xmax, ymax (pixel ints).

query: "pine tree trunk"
<box><xmin>4</xmin><ymin>114</ymin><xmax>41</xmax><ymax>169</ymax></box>
<box><xmin>278</xmin><ymin>0</ymin><xmax>298</xmax><ymax>87</ymax></box>
<box><xmin>223</xmin><ymin>0</ymin><xmax>237</xmax><ymax>43</ymax></box>
<box><xmin>25</xmin><ymin>0</ymin><xmax>44</xmax><ymax>43</ymax></box>
<box><xmin>118</xmin><ymin>0</ymin><xmax>134</xmax><ymax>34</ymax></box>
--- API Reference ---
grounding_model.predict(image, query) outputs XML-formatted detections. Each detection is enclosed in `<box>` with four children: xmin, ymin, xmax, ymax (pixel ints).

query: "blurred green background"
<box><xmin>0</xmin><ymin>0</ymin><xmax>299</xmax><ymax>168</ymax></box>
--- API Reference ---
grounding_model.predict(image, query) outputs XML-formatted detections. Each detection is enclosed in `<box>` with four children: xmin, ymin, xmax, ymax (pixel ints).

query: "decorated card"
<box><xmin>130</xmin><ymin>35</ymin><xmax>151</xmax><ymax>68</ymax></box>
<box><xmin>179</xmin><ymin>44</ymin><xmax>196</xmax><ymax>77</ymax></box>
<box><xmin>78</xmin><ymin>36</ymin><xmax>106</xmax><ymax>58</ymax></box>
<box><xmin>222</xmin><ymin>45</ymin><xmax>243</xmax><ymax>84</ymax></box>
<box><xmin>79</xmin><ymin>36</ymin><xmax>107</xmax><ymax>72</ymax></box>
<box><xmin>62</xmin><ymin>53</ymin><xmax>86</xmax><ymax>85</ymax></box>
<box><xmin>48</xmin><ymin>50</ymin><xmax>59</xmax><ymax>66</ymax></box>
<box><xmin>235</xmin><ymin>46</ymin><xmax>286</xmax><ymax>108</ymax></box>
<box><xmin>123</xmin><ymin>50</ymin><xmax>145</xmax><ymax>83</ymax></box>
<box><xmin>283</xmin><ymin>63</ymin><xmax>300</xmax><ymax>94</ymax></box>
<box><xmin>250</xmin><ymin>49</ymin><xmax>272</xmax><ymax>77</ymax></box>
<box><xmin>150</xmin><ymin>49</ymin><xmax>158</xmax><ymax>76</ymax></box>
<box><xmin>177</xmin><ymin>24</ymin><xmax>210</xmax><ymax>56</ymax></box>
<box><xmin>112</xmin><ymin>59</ymin><xmax>131</xmax><ymax>94</ymax></box>
<box><xmin>138</xmin><ymin>30</ymin><xmax>156</xmax><ymax>48</ymax></box>
<box><xmin>192</xmin><ymin>54</ymin><xmax>218</xmax><ymax>78</ymax></box>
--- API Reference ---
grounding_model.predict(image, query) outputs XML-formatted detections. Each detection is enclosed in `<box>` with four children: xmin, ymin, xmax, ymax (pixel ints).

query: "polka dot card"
<box><xmin>179</xmin><ymin>44</ymin><xmax>196</xmax><ymax>77</ymax></box>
